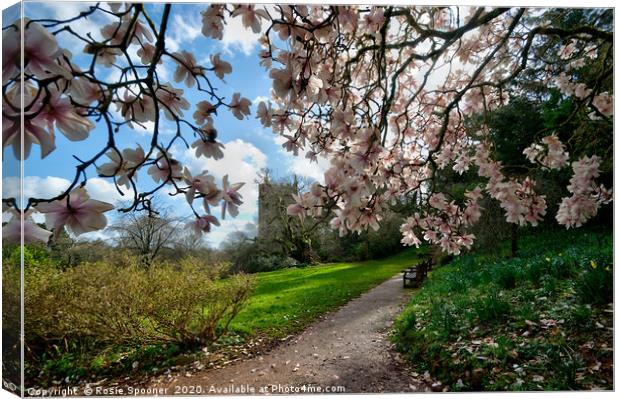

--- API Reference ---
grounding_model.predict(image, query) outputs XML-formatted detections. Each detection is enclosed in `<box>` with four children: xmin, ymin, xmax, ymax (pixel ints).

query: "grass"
<box><xmin>228</xmin><ymin>247</ymin><xmax>425</xmax><ymax>338</ymax></box>
<box><xmin>26</xmin><ymin>247</ymin><xmax>424</xmax><ymax>386</ymax></box>
<box><xmin>392</xmin><ymin>227</ymin><xmax>613</xmax><ymax>391</ymax></box>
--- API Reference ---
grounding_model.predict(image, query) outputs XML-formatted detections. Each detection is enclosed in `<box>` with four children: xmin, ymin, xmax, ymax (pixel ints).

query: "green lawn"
<box><xmin>228</xmin><ymin>248</ymin><xmax>424</xmax><ymax>338</ymax></box>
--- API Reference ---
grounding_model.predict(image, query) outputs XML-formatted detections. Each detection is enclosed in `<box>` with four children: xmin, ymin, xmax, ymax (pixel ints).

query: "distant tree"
<box><xmin>111</xmin><ymin>205</ymin><xmax>179</xmax><ymax>266</ymax></box>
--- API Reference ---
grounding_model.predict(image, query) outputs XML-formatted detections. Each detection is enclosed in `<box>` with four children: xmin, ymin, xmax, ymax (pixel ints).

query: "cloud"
<box><xmin>273</xmin><ymin>136</ymin><xmax>331</xmax><ymax>183</ymax></box>
<box><xmin>167</xmin><ymin>12</ymin><xmax>202</xmax><ymax>52</ymax></box>
<box><xmin>179</xmin><ymin>138</ymin><xmax>267</xmax><ymax>218</ymax></box>
<box><xmin>204</xmin><ymin>218</ymin><xmax>257</xmax><ymax>248</ymax></box>
<box><xmin>2</xmin><ymin>176</ymin><xmax>128</xmax><ymax>241</ymax></box>
<box><xmin>220</xmin><ymin>14</ymin><xmax>262</xmax><ymax>56</ymax></box>
<box><xmin>252</xmin><ymin>95</ymin><xmax>269</xmax><ymax>106</ymax></box>
<box><xmin>38</xmin><ymin>2</ymin><xmax>112</xmax><ymax>49</ymax></box>
<box><xmin>2</xmin><ymin>176</ymin><xmax>129</xmax><ymax>205</ymax></box>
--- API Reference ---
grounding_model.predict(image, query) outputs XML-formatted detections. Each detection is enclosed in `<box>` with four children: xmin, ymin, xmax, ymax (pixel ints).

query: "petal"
<box><xmin>67</xmin><ymin>211</ymin><xmax>108</xmax><ymax>235</ymax></box>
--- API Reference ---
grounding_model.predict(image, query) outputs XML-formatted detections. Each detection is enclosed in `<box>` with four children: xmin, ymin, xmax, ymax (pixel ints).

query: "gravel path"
<box><xmin>152</xmin><ymin>274</ymin><xmax>428</xmax><ymax>394</ymax></box>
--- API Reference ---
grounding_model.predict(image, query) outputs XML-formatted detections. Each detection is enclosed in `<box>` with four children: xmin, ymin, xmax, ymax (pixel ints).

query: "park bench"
<box><xmin>402</xmin><ymin>259</ymin><xmax>432</xmax><ymax>288</ymax></box>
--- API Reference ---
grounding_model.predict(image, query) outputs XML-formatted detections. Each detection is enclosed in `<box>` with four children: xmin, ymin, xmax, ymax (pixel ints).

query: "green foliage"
<box><xmin>393</xmin><ymin>228</ymin><xmax>612</xmax><ymax>391</ymax></box>
<box><xmin>13</xmin><ymin>256</ymin><xmax>254</xmax><ymax>386</ymax></box>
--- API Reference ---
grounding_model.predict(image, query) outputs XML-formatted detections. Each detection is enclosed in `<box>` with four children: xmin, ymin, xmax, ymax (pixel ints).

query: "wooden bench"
<box><xmin>402</xmin><ymin>259</ymin><xmax>433</xmax><ymax>288</ymax></box>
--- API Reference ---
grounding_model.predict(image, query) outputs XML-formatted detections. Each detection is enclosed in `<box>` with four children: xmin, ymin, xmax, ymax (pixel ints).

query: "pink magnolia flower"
<box><xmin>36</xmin><ymin>187</ymin><xmax>114</xmax><ymax>236</ymax></box>
<box><xmin>181</xmin><ymin>167</ymin><xmax>221</xmax><ymax>206</ymax></box>
<box><xmin>287</xmin><ymin>195</ymin><xmax>306</xmax><ymax>223</ymax></box>
<box><xmin>557</xmin><ymin>39</ymin><xmax>577</xmax><ymax>60</ymax></box>
<box><xmin>256</xmin><ymin>101</ymin><xmax>272</xmax><ymax>127</ymax></box>
<box><xmin>210</xmin><ymin>53</ymin><xmax>232</xmax><ymax>80</ymax></box>
<box><xmin>201</xmin><ymin>5</ymin><xmax>225</xmax><ymax>40</ymax></box>
<box><xmin>329</xmin><ymin>212</ymin><xmax>348</xmax><ymax>237</ymax></box>
<box><xmin>3</xmin><ymin>117</ymin><xmax>55</xmax><ymax>160</ymax></box>
<box><xmin>221</xmin><ymin>175</ymin><xmax>244</xmax><ymax>219</ymax></box>
<box><xmin>360</xmin><ymin>8</ymin><xmax>385</xmax><ymax>33</ymax></box>
<box><xmin>453</xmin><ymin>152</ymin><xmax>470</xmax><ymax>174</ymax></box>
<box><xmin>269</xmin><ymin>67</ymin><xmax>294</xmax><ymax>100</ymax></box>
<box><xmin>70</xmin><ymin>77</ymin><xmax>102</xmax><ymax>105</ymax></box>
<box><xmin>229</xmin><ymin>92</ymin><xmax>251</xmax><ymax>120</ymax></box>
<box><xmin>97</xmin><ymin>145</ymin><xmax>145</xmax><ymax>189</ymax></box>
<box><xmin>147</xmin><ymin>152</ymin><xmax>183</xmax><ymax>184</ymax></box>
<box><xmin>191</xmin><ymin>136</ymin><xmax>225</xmax><ymax>160</ymax></box>
<box><xmin>172</xmin><ymin>51</ymin><xmax>203</xmax><ymax>88</ymax></box>
<box><xmin>193</xmin><ymin>101</ymin><xmax>217</xmax><ymax>125</ymax></box>
<box><xmin>156</xmin><ymin>84</ymin><xmax>190</xmax><ymax>121</ymax></box>
<box><xmin>401</xmin><ymin>230</ymin><xmax>421</xmax><ymax>247</ymax></box>
<box><xmin>137</xmin><ymin>43</ymin><xmax>157</xmax><ymax>64</ymax></box>
<box><xmin>231</xmin><ymin>5</ymin><xmax>268</xmax><ymax>34</ymax></box>
<box><xmin>38</xmin><ymin>90</ymin><xmax>95</xmax><ymax>142</ymax></box>
<box><xmin>592</xmin><ymin>92</ymin><xmax>613</xmax><ymax>117</ymax></box>
<box><xmin>188</xmin><ymin>214</ymin><xmax>220</xmax><ymax>235</ymax></box>
<box><xmin>428</xmin><ymin>193</ymin><xmax>448</xmax><ymax>210</ymax></box>
<box><xmin>3</xmin><ymin>19</ymin><xmax>71</xmax><ymax>83</ymax></box>
<box><xmin>117</xmin><ymin>92</ymin><xmax>156</xmax><ymax>124</ymax></box>
<box><xmin>2</xmin><ymin>209</ymin><xmax>52</xmax><ymax>244</ymax></box>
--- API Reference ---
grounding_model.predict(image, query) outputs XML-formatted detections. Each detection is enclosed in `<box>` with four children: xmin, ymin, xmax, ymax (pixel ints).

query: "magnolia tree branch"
<box><xmin>2</xmin><ymin>3</ymin><xmax>258</xmax><ymax>243</ymax></box>
<box><xmin>256</xmin><ymin>5</ymin><xmax>612</xmax><ymax>254</ymax></box>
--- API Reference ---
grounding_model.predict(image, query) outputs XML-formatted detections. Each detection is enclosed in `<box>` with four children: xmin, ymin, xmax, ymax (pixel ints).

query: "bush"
<box><xmin>22</xmin><ymin>258</ymin><xmax>255</xmax><ymax>357</ymax></box>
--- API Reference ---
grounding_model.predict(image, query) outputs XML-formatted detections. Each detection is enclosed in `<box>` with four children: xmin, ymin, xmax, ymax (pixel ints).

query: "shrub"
<box><xmin>23</xmin><ymin>259</ymin><xmax>255</xmax><ymax>355</ymax></box>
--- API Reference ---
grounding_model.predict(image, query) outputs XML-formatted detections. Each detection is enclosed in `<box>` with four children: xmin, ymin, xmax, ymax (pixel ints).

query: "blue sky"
<box><xmin>2</xmin><ymin>2</ymin><xmax>330</xmax><ymax>246</ymax></box>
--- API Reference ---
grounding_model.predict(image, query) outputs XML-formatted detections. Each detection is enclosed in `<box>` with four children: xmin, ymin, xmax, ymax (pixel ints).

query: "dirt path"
<box><xmin>151</xmin><ymin>274</ymin><xmax>428</xmax><ymax>394</ymax></box>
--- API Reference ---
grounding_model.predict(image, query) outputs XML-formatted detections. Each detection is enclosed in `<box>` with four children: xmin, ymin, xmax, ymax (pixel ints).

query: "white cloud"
<box><xmin>220</xmin><ymin>14</ymin><xmax>262</xmax><ymax>56</ymax></box>
<box><xmin>167</xmin><ymin>13</ymin><xmax>202</xmax><ymax>52</ymax></box>
<box><xmin>204</xmin><ymin>218</ymin><xmax>257</xmax><ymax>248</ymax></box>
<box><xmin>179</xmin><ymin>138</ymin><xmax>267</xmax><ymax>218</ymax></box>
<box><xmin>273</xmin><ymin>136</ymin><xmax>330</xmax><ymax>183</ymax></box>
<box><xmin>252</xmin><ymin>95</ymin><xmax>269</xmax><ymax>106</ymax></box>
<box><xmin>3</xmin><ymin>176</ymin><xmax>128</xmax><ymax>205</ymax></box>
<box><xmin>40</xmin><ymin>2</ymin><xmax>111</xmax><ymax>49</ymax></box>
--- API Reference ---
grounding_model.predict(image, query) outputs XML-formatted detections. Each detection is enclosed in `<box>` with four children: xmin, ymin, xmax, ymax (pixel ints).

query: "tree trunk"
<box><xmin>511</xmin><ymin>224</ymin><xmax>519</xmax><ymax>258</ymax></box>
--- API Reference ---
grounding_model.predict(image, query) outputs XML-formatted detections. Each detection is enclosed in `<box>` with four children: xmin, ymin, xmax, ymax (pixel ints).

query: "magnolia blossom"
<box><xmin>523</xmin><ymin>135</ymin><xmax>569</xmax><ymax>170</ymax></box>
<box><xmin>137</xmin><ymin>43</ymin><xmax>157</xmax><ymax>64</ymax></box>
<box><xmin>70</xmin><ymin>78</ymin><xmax>102</xmax><ymax>105</ymax></box>
<box><xmin>556</xmin><ymin>156</ymin><xmax>610</xmax><ymax>228</ymax></box>
<box><xmin>229</xmin><ymin>92</ymin><xmax>251</xmax><ymax>120</ymax></box>
<box><xmin>2</xmin><ymin>209</ymin><xmax>52</xmax><ymax>244</ymax></box>
<box><xmin>36</xmin><ymin>187</ymin><xmax>114</xmax><ymax>236</ymax></box>
<box><xmin>181</xmin><ymin>167</ymin><xmax>221</xmax><ymax>206</ymax></box>
<box><xmin>172</xmin><ymin>51</ymin><xmax>203</xmax><ymax>88</ymax></box>
<box><xmin>286</xmin><ymin>194</ymin><xmax>306</xmax><ymax>223</ymax></box>
<box><xmin>97</xmin><ymin>146</ymin><xmax>146</xmax><ymax>189</ymax></box>
<box><xmin>201</xmin><ymin>5</ymin><xmax>225</xmax><ymax>39</ymax></box>
<box><xmin>210</xmin><ymin>53</ymin><xmax>232</xmax><ymax>80</ymax></box>
<box><xmin>592</xmin><ymin>92</ymin><xmax>613</xmax><ymax>117</ymax></box>
<box><xmin>147</xmin><ymin>152</ymin><xmax>183</xmax><ymax>184</ymax></box>
<box><xmin>191</xmin><ymin>136</ymin><xmax>225</xmax><ymax>160</ymax></box>
<box><xmin>3</xmin><ymin>19</ymin><xmax>71</xmax><ymax>83</ymax></box>
<box><xmin>156</xmin><ymin>84</ymin><xmax>190</xmax><ymax>121</ymax></box>
<box><xmin>117</xmin><ymin>92</ymin><xmax>156</xmax><ymax>124</ymax></box>
<box><xmin>3</xmin><ymin>118</ymin><xmax>55</xmax><ymax>160</ymax></box>
<box><xmin>221</xmin><ymin>175</ymin><xmax>244</xmax><ymax>219</ymax></box>
<box><xmin>193</xmin><ymin>101</ymin><xmax>217</xmax><ymax>125</ymax></box>
<box><xmin>39</xmin><ymin>90</ymin><xmax>95</xmax><ymax>142</ymax></box>
<box><xmin>256</xmin><ymin>101</ymin><xmax>272</xmax><ymax>127</ymax></box>
<box><xmin>231</xmin><ymin>5</ymin><xmax>268</xmax><ymax>33</ymax></box>
<box><xmin>188</xmin><ymin>214</ymin><xmax>220</xmax><ymax>235</ymax></box>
